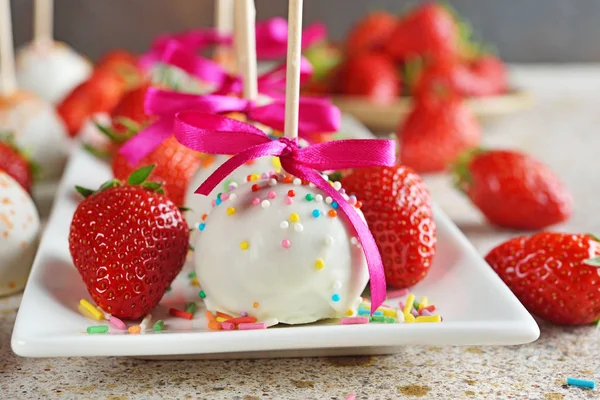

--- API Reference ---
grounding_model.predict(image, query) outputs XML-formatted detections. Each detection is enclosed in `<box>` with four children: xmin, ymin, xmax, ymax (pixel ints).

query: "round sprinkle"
<box><xmin>215</xmin><ymin>198</ymin><xmax>222</xmax><ymax>206</ymax></box>
<box><xmin>229</xmin><ymin>193</ymin><xmax>237</xmax><ymax>201</ymax></box>
<box><xmin>332</xmin><ymin>181</ymin><xmax>342</xmax><ymax>191</ymax></box>
<box><xmin>331</xmin><ymin>201</ymin><xmax>339</xmax><ymax>209</ymax></box>
<box><xmin>287</xmin><ymin>190</ymin><xmax>296</xmax><ymax>197</ymax></box>
<box><xmin>226</xmin><ymin>207</ymin><xmax>236</xmax><ymax>215</ymax></box>
<box><xmin>294</xmin><ymin>223</ymin><xmax>304</xmax><ymax>233</ymax></box>
<box><xmin>221</xmin><ymin>193</ymin><xmax>230</xmax><ymax>201</ymax></box>
<box><xmin>346</xmin><ymin>309</ymin><xmax>354</xmax><ymax>316</ymax></box>
<box><xmin>325</xmin><ymin>197</ymin><xmax>333</xmax><ymax>204</ymax></box>
<box><xmin>328</xmin><ymin>210</ymin><xmax>337</xmax><ymax>218</ymax></box>
<box><xmin>312</xmin><ymin>209</ymin><xmax>321</xmax><ymax>218</ymax></box>
<box><xmin>315</xmin><ymin>194</ymin><xmax>323</xmax><ymax>202</ymax></box>
<box><xmin>325</xmin><ymin>236</ymin><xmax>334</xmax><ymax>246</ymax></box>
<box><xmin>350</xmin><ymin>237</ymin><xmax>359</xmax><ymax>245</ymax></box>
<box><xmin>241</xmin><ymin>311</ymin><xmax>248</xmax><ymax>317</ymax></box>
<box><xmin>267</xmin><ymin>191</ymin><xmax>277</xmax><ymax>199</ymax></box>
<box><xmin>253</xmin><ymin>302</ymin><xmax>259</xmax><ymax>308</ymax></box>
<box><xmin>281</xmin><ymin>239</ymin><xmax>291</xmax><ymax>248</ymax></box>
<box><xmin>332</xmin><ymin>294</ymin><xmax>341</xmax><ymax>302</ymax></box>
<box><xmin>280</xmin><ymin>221</ymin><xmax>290</xmax><ymax>229</ymax></box>
<box><xmin>250</xmin><ymin>174</ymin><xmax>260</xmax><ymax>181</ymax></box>
<box><xmin>333</xmin><ymin>281</ymin><xmax>342</xmax><ymax>290</ymax></box>
<box><xmin>240</xmin><ymin>241</ymin><xmax>250</xmax><ymax>250</ymax></box>
<box><xmin>284</xmin><ymin>197</ymin><xmax>293</xmax><ymax>205</ymax></box>
<box><xmin>251</xmin><ymin>197</ymin><xmax>261</xmax><ymax>206</ymax></box>
<box><xmin>251</xmin><ymin>184</ymin><xmax>260</xmax><ymax>192</ymax></box>
<box><xmin>355</xmin><ymin>201</ymin><xmax>363</xmax><ymax>209</ymax></box>
<box><xmin>199</xmin><ymin>290</ymin><xmax>206</xmax><ymax>298</ymax></box>
<box><xmin>201</xmin><ymin>214</ymin><xmax>208</xmax><ymax>221</ymax></box>
<box><xmin>211</xmin><ymin>200</ymin><xmax>216</xmax><ymax>207</ymax></box>
<box><xmin>315</xmin><ymin>259</ymin><xmax>325</xmax><ymax>270</ymax></box>
<box><xmin>289</xmin><ymin>213</ymin><xmax>300</xmax><ymax>223</ymax></box>
<box><xmin>293</xmin><ymin>178</ymin><xmax>302</xmax><ymax>185</ymax></box>
<box><xmin>348</xmin><ymin>196</ymin><xmax>357</xmax><ymax>206</ymax></box>
<box><xmin>283</xmin><ymin>176</ymin><xmax>293</xmax><ymax>184</ymax></box>
<box><xmin>305</xmin><ymin>194</ymin><xmax>314</xmax><ymax>201</ymax></box>
<box><xmin>227</xmin><ymin>182</ymin><xmax>238</xmax><ymax>191</ymax></box>
<box><xmin>261</xmin><ymin>200</ymin><xmax>271</xmax><ymax>208</ymax></box>
<box><xmin>198</xmin><ymin>223</ymin><xmax>206</xmax><ymax>231</ymax></box>
<box><xmin>269</xmin><ymin>178</ymin><xmax>278</xmax><ymax>186</ymax></box>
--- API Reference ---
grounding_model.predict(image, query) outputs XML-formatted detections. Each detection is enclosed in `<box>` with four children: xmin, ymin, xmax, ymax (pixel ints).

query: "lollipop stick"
<box><xmin>283</xmin><ymin>0</ymin><xmax>303</xmax><ymax>140</ymax></box>
<box><xmin>234</xmin><ymin>0</ymin><xmax>257</xmax><ymax>100</ymax></box>
<box><xmin>214</xmin><ymin>0</ymin><xmax>233</xmax><ymax>65</ymax></box>
<box><xmin>0</xmin><ymin>0</ymin><xmax>16</xmax><ymax>96</ymax></box>
<box><xmin>34</xmin><ymin>0</ymin><xmax>53</xmax><ymax>46</ymax></box>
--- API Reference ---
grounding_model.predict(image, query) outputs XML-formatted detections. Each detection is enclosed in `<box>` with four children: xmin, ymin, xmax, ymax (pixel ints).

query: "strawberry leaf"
<box><xmin>98</xmin><ymin>180</ymin><xmax>122</xmax><ymax>192</ymax></box>
<box><xmin>93</xmin><ymin>120</ymin><xmax>122</xmax><ymax>143</ymax></box>
<box><xmin>403</xmin><ymin>56</ymin><xmax>424</xmax><ymax>94</ymax></box>
<box><xmin>452</xmin><ymin>147</ymin><xmax>486</xmax><ymax>193</ymax></box>
<box><xmin>128</xmin><ymin>165</ymin><xmax>155</xmax><ymax>185</ymax></box>
<box><xmin>588</xmin><ymin>233</ymin><xmax>600</xmax><ymax>242</ymax></box>
<box><xmin>189</xmin><ymin>244</ymin><xmax>195</xmax><ymax>252</ymax></box>
<box><xmin>178</xmin><ymin>206</ymin><xmax>191</xmax><ymax>212</ymax></box>
<box><xmin>584</xmin><ymin>257</ymin><xmax>600</xmax><ymax>267</ymax></box>
<box><xmin>114</xmin><ymin>117</ymin><xmax>142</xmax><ymax>133</ymax></box>
<box><xmin>82</xmin><ymin>143</ymin><xmax>112</xmax><ymax>160</ymax></box>
<box><xmin>141</xmin><ymin>181</ymin><xmax>163</xmax><ymax>192</ymax></box>
<box><xmin>75</xmin><ymin>186</ymin><xmax>95</xmax><ymax>198</ymax></box>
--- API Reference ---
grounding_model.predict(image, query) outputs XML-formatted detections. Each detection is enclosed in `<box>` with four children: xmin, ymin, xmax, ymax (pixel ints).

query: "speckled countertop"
<box><xmin>2</xmin><ymin>66</ymin><xmax>600</xmax><ymax>400</ymax></box>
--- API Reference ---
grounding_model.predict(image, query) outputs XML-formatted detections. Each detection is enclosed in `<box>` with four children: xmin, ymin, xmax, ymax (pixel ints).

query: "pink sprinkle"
<box><xmin>227</xmin><ymin>184</ymin><xmax>237</xmax><ymax>191</ymax></box>
<box><xmin>348</xmin><ymin>197</ymin><xmax>357</xmax><ymax>206</ymax></box>
<box><xmin>410</xmin><ymin>308</ymin><xmax>418</xmax><ymax>317</ymax></box>
<box><xmin>284</xmin><ymin>197</ymin><xmax>293</xmax><ymax>205</ymax></box>
<box><xmin>238</xmin><ymin>322</ymin><xmax>267</xmax><ymax>330</ymax></box>
<box><xmin>251</xmin><ymin>197</ymin><xmax>261</xmax><ymax>206</ymax></box>
<box><xmin>267</xmin><ymin>191</ymin><xmax>277</xmax><ymax>199</ymax></box>
<box><xmin>109</xmin><ymin>316</ymin><xmax>126</xmax><ymax>330</ymax></box>
<box><xmin>379</xmin><ymin>303</ymin><xmax>392</xmax><ymax>309</ymax></box>
<box><xmin>387</xmin><ymin>288</ymin><xmax>409</xmax><ymax>298</ymax></box>
<box><xmin>340</xmin><ymin>317</ymin><xmax>369</xmax><ymax>325</ymax></box>
<box><xmin>240</xmin><ymin>311</ymin><xmax>248</xmax><ymax>317</ymax></box>
<box><xmin>346</xmin><ymin>394</ymin><xmax>356</xmax><ymax>400</ymax></box>
<box><xmin>421</xmin><ymin>309</ymin><xmax>432</xmax><ymax>316</ymax></box>
<box><xmin>211</xmin><ymin>199</ymin><xmax>217</xmax><ymax>207</ymax></box>
<box><xmin>221</xmin><ymin>193</ymin><xmax>229</xmax><ymax>201</ymax></box>
<box><xmin>221</xmin><ymin>322</ymin><xmax>235</xmax><ymax>330</ymax></box>
<box><xmin>281</xmin><ymin>239</ymin><xmax>291</xmax><ymax>248</ymax></box>
<box><xmin>398</xmin><ymin>301</ymin><xmax>405</xmax><ymax>309</ymax></box>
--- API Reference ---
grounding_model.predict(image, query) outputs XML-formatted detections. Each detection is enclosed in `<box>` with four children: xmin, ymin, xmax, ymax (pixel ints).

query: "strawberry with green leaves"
<box><xmin>0</xmin><ymin>135</ymin><xmax>38</xmax><ymax>192</ymax></box>
<box><xmin>342</xmin><ymin>165</ymin><xmax>436</xmax><ymax>288</ymax></box>
<box><xmin>339</xmin><ymin>51</ymin><xmax>401</xmax><ymax>102</ymax></box>
<box><xmin>69</xmin><ymin>165</ymin><xmax>190</xmax><ymax>320</ymax></box>
<box><xmin>486</xmin><ymin>232</ymin><xmax>600</xmax><ymax>325</ymax></box>
<box><xmin>454</xmin><ymin>149</ymin><xmax>572</xmax><ymax>230</ymax></box>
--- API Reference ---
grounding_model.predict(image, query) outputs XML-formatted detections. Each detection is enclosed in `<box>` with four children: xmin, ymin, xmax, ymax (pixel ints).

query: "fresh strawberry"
<box><xmin>0</xmin><ymin>137</ymin><xmax>36</xmax><ymax>192</ymax></box>
<box><xmin>95</xmin><ymin>50</ymin><xmax>143</xmax><ymax>90</ymax></box>
<box><xmin>485</xmin><ymin>232</ymin><xmax>600</xmax><ymax>325</ymax></box>
<box><xmin>69</xmin><ymin>165</ymin><xmax>189</xmax><ymax>320</ymax></box>
<box><xmin>111</xmin><ymin>136</ymin><xmax>202</xmax><ymax>206</ymax></box>
<box><xmin>110</xmin><ymin>83</ymin><xmax>152</xmax><ymax>134</ymax></box>
<box><xmin>413</xmin><ymin>55</ymin><xmax>508</xmax><ymax>98</ymax></box>
<box><xmin>342</xmin><ymin>165</ymin><xmax>436</xmax><ymax>288</ymax></box>
<box><xmin>346</xmin><ymin>11</ymin><xmax>397</xmax><ymax>56</ymax></box>
<box><xmin>454</xmin><ymin>149</ymin><xmax>572</xmax><ymax>230</ymax></box>
<box><xmin>398</xmin><ymin>94</ymin><xmax>481</xmax><ymax>173</ymax></box>
<box><xmin>339</xmin><ymin>52</ymin><xmax>400</xmax><ymax>102</ymax></box>
<box><xmin>57</xmin><ymin>83</ymin><xmax>94</xmax><ymax>137</ymax></box>
<box><xmin>385</xmin><ymin>3</ymin><xmax>459</xmax><ymax>61</ymax></box>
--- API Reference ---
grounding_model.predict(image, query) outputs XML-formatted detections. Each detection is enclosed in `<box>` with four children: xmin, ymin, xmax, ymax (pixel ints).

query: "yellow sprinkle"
<box><xmin>404</xmin><ymin>312</ymin><xmax>415</xmax><ymax>323</ymax></box>
<box><xmin>289</xmin><ymin>213</ymin><xmax>300</xmax><ymax>223</ymax></box>
<box><xmin>416</xmin><ymin>315</ymin><xmax>441</xmax><ymax>323</ymax></box>
<box><xmin>216</xmin><ymin>317</ymin><xmax>228</xmax><ymax>322</ymax></box>
<box><xmin>271</xmin><ymin>157</ymin><xmax>282</xmax><ymax>169</ymax></box>
<box><xmin>226</xmin><ymin>207</ymin><xmax>236</xmax><ymax>216</ymax></box>
<box><xmin>79</xmin><ymin>299</ymin><xmax>104</xmax><ymax>320</ymax></box>
<box><xmin>249</xmin><ymin>174</ymin><xmax>260</xmax><ymax>181</ymax></box>
<box><xmin>381</xmin><ymin>308</ymin><xmax>397</xmax><ymax>317</ymax></box>
<box><xmin>315</xmin><ymin>259</ymin><xmax>325</xmax><ymax>270</ymax></box>
<box><xmin>240</xmin><ymin>241</ymin><xmax>249</xmax><ymax>250</ymax></box>
<box><xmin>191</xmin><ymin>277</ymin><xmax>200</xmax><ymax>287</ymax></box>
<box><xmin>253</xmin><ymin>302</ymin><xmax>259</xmax><ymax>308</ymax></box>
<box><xmin>403</xmin><ymin>294</ymin><xmax>415</xmax><ymax>315</ymax></box>
<box><xmin>128</xmin><ymin>325</ymin><xmax>142</xmax><ymax>334</ymax></box>
<box><xmin>418</xmin><ymin>296</ymin><xmax>429</xmax><ymax>311</ymax></box>
<box><xmin>346</xmin><ymin>309</ymin><xmax>354</xmax><ymax>316</ymax></box>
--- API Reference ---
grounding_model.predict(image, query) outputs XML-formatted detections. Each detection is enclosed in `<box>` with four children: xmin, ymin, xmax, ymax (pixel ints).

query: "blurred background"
<box><xmin>8</xmin><ymin>0</ymin><xmax>600</xmax><ymax>62</ymax></box>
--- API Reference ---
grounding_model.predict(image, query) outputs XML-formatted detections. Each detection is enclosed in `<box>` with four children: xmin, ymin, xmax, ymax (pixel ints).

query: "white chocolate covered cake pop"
<box><xmin>194</xmin><ymin>173</ymin><xmax>368</xmax><ymax>324</ymax></box>
<box><xmin>16</xmin><ymin>41</ymin><xmax>91</xmax><ymax>104</ymax></box>
<box><xmin>0</xmin><ymin>171</ymin><xmax>40</xmax><ymax>296</ymax></box>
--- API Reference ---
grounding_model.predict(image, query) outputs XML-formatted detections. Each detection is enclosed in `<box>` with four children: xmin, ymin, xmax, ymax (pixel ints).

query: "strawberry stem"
<box><xmin>82</xmin><ymin>143</ymin><xmax>112</xmax><ymax>160</ymax></box>
<box><xmin>74</xmin><ymin>165</ymin><xmax>164</xmax><ymax>198</ymax></box>
<box><xmin>75</xmin><ymin>186</ymin><xmax>95</xmax><ymax>198</ymax></box>
<box><xmin>451</xmin><ymin>147</ymin><xmax>485</xmax><ymax>193</ymax></box>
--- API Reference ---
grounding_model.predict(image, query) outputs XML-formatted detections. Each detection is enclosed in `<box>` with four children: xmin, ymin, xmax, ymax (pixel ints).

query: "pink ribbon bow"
<box><xmin>160</xmin><ymin>41</ymin><xmax>313</xmax><ymax>97</ymax></box>
<box><xmin>173</xmin><ymin>112</ymin><xmax>396</xmax><ymax>313</ymax></box>
<box><xmin>118</xmin><ymin>87</ymin><xmax>341</xmax><ymax>166</ymax></box>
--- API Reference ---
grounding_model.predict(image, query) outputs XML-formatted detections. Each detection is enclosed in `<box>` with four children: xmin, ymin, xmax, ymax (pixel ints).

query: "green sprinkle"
<box><xmin>153</xmin><ymin>320</ymin><xmax>165</xmax><ymax>331</ymax></box>
<box><xmin>187</xmin><ymin>271</ymin><xmax>197</xmax><ymax>279</ymax></box>
<box><xmin>370</xmin><ymin>315</ymin><xmax>386</xmax><ymax>323</ymax></box>
<box><xmin>199</xmin><ymin>290</ymin><xmax>206</xmax><ymax>299</ymax></box>
<box><xmin>385</xmin><ymin>317</ymin><xmax>396</xmax><ymax>323</ymax></box>
<box><xmin>413</xmin><ymin>300</ymin><xmax>420</xmax><ymax>310</ymax></box>
<box><xmin>87</xmin><ymin>325</ymin><xmax>109</xmax><ymax>334</ymax></box>
<box><xmin>305</xmin><ymin>194</ymin><xmax>314</xmax><ymax>201</ymax></box>
<box><xmin>185</xmin><ymin>302</ymin><xmax>197</xmax><ymax>315</ymax></box>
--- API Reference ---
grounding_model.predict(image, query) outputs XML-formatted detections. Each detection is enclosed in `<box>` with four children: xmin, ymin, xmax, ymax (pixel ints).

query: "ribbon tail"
<box><xmin>118</xmin><ymin>119</ymin><xmax>173</xmax><ymax>167</ymax></box>
<box><xmin>283</xmin><ymin>164</ymin><xmax>386</xmax><ymax>314</ymax></box>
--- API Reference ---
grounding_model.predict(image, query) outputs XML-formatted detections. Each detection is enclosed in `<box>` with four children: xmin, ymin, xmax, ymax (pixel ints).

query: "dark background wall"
<box><xmin>8</xmin><ymin>0</ymin><xmax>599</xmax><ymax>62</ymax></box>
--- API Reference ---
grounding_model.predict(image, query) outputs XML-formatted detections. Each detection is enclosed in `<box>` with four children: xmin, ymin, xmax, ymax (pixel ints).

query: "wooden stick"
<box><xmin>0</xmin><ymin>0</ymin><xmax>16</xmax><ymax>96</ymax></box>
<box><xmin>34</xmin><ymin>0</ymin><xmax>53</xmax><ymax>46</ymax></box>
<box><xmin>283</xmin><ymin>0</ymin><xmax>303</xmax><ymax>140</ymax></box>
<box><xmin>214</xmin><ymin>0</ymin><xmax>233</xmax><ymax>64</ymax></box>
<box><xmin>234</xmin><ymin>0</ymin><xmax>257</xmax><ymax>100</ymax></box>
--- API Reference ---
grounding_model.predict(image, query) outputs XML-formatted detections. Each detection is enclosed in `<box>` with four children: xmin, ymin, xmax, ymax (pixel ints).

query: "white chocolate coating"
<box><xmin>195</xmin><ymin>174</ymin><xmax>368</xmax><ymax>324</ymax></box>
<box><xmin>16</xmin><ymin>41</ymin><xmax>92</xmax><ymax>104</ymax></box>
<box><xmin>0</xmin><ymin>172</ymin><xmax>40</xmax><ymax>296</ymax></box>
<box><xmin>0</xmin><ymin>91</ymin><xmax>71</xmax><ymax>180</ymax></box>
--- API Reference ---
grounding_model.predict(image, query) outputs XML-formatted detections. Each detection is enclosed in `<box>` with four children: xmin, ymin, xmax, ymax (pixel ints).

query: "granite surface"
<box><xmin>2</xmin><ymin>66</ymin><xmax>600</xmax><ymax>399</ymax></box>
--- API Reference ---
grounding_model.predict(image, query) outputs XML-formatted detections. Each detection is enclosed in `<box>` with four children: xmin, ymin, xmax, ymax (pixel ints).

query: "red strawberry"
<box><xmin>111</xmin><ymin>136</ymin><xmax>202</xmax><ymax>206</ymax></box>
<box><xmin>0</xmin><ymin>137</ymin><xmax>35</xmax><ymax>192</ymax></box>
<box><xmin>57</xmin><ymin>83</ymin><xmax>94</xmax><ymax>137</ymax></box>
<box><xmin>69</xmin><ymin>165</ymin><xmax>190</xmax><ymax>320</ymax></box>
<box><xmin>413</xmin><ymin>55</ymin><xmax>508</xmax><ymax>98</ymax></box>
<box><xmin>339</xmin><ymin>52</ymin><xmax>401</xmax><ymax>102</ymax></box>
<box><xmin>95</xmin><ymin>50</ymin><xmax>143</xmax><ymax>90</ymax></box>
<box><xmin>346</xmin><ymin>11</ymin><xmax>397</xmax><ymax>56</ymax></box>
<box><xmin>398</xmin><ymin>94</ymin><xmax>481</xmax><ymax>173</ymax></box>
<box><xmin>485</xmin><ymin>232</ymin><xmax>600</xmax><ymax>325</ymax></box>
<box><xmin>454</xmin><ymin>149</ymin><xmax>572</xmax><ymax>230</ymax></box>
<box><xmin>342</xmin><ymin>165</ymin><xmax>436</xmax><ymax>288</ymax></box>
<box><xmin>110</xmin><ymin>83</ymin><xmax>152</xmax><ymax>134</ymax></box>
<box><xmin>385</xmin><ymin>3</ymin><xmax>459</xmax><ymax>61</ymax></box>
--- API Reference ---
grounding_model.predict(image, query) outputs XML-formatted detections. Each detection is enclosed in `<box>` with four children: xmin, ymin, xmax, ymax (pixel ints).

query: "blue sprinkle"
<box><xmin>567</xmin><ymin>377</ymin><xmax>595</xmax><ymax>389</ymax></box>
<box><xmin>357</xmin><ymin>309</ymin><xmax>370</xmax><ymax>316</ymax></box>
<box><xmin>331</xmin><ymin>201</ymin><xmax>339</xmax><ymax>209</ymax></box>
<box><xmin>373</xmin><ymin>310</ymin><xmax>384</xmax><ymax>316</ymax></box>
<box><xmin>312</xmin><ymin>209</ymin><xmax>321</xmax><ymax>218</ymax></box>
<box><xmin>198</xmin><ymin>223</ymin><xmax>206</xmax><ymax>231</ymax></box>
<box><xmin>215</xmin><ymin>198</ymin><xmax>222</xmax><ymax>206</ymax></box>
<box><xmin>331</xmin><ymin>294</ymin><xmax>340</xmax><ymax>302</ymax></box>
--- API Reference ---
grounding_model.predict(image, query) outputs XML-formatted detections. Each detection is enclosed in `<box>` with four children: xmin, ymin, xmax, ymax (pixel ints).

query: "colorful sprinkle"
<box><xmin>267</xmin><ymin>191</ymin><xmax>277</xmax><ymax>199</ymax></box>
<box><xmin>140</xmin><ymin>314</ymin><xmax>152</xmax><ymax>331</ymax></box>
<box><xmin>403</xmin><ymin>294</ymin><xmax>415</xmax><ymax>315</ymax></box>
<box><xmin>348</xmin><ymin>196</ymin><xmax>357</xmax><ymax>206</ymax></box>
<box><xmin>287</xmin><ymin>189</ymin><xmax>296</xmax><ymax>197</ymax></box>
<box><xmin>79</xmin><ymin>299</ymin><xmax>104</xmax><ymax>321</ymax></box>
<box><xmin>226</xmin><ymin>207</ymin><xmax>236</xmax><ymax>215</ymax></box>
<box><xmin>87</xmin><ymin>325</ymin><xmax>109</xmax><ymax>334</ymax></box>
<box><xmin>109</xmin><ymin>316</ymin><xmax>126</xmax><ymax>330</ymax></box>
<box><xmin>281</xmin><ymin>239</ymin><xmax>291</xmax><ymax>248</ymax></box>
<box><xmin>370</xmin><ymin>315</ymin><xmax>386</xmax><ymax>323</ymax></box>
<box><xmin>333</xmin><ymin>281</ymin><xmax>342</xmax><ymax>290</ymax></box>
<box><xmin>567</xmin><ymin>378</ymin><xmax>595</xmax><ymax>389</ymax></box>
<box><xmin>294</xmin><ymin>223</ymin><xmax>304</xmax><ymax>232</ymax></box>
<box><xmin>416</xmin><ymin>315</ymin><xmax>441</xmax><ymax>323</ymax></box>
<box><xmin>185</xmin><ymin>302</ymin><xmax>197</xmax><ymax>315</ymax></box>
<box><xmin>340</xmin><ymin>317</ymin><xmax>369</xmax><ymax>325</ymax></box>
<box><xmin>128</xmin><ymin>325</ymin><xmax>142</xmax><ymax>334</ymax></box>
<box><xmin>350</xmin><ymin>237</ymin><xmax>359</xmax><ymax>245</ymax></box>
<box><xmin>199</xmin><ymin>290</ymin><xmax>206</xmax><ymax>298</ymax></box>
<box><xmin>332</xmin><ymin>181</ymin><xmax>342</xmax><ymax>191</ymax></box>
<box><xmin>280</xmin><ymin>221</ymin><xmax>289</xmax><ymax>229</ymax></box>
<box><xmin>227</xmin><ymin>182</ymin><xmax>238</xmax><ymax>191</ymax></box>
<box><xmin>229</xmin><ymin>193</ymin><xmax>237</xmax><ymax>201</ymax></box>
<box><xmin>283</xmin><ymin>176</ymin><xmax>293</xmax><ymax>184</ymax></box>
<box><xmin>169</xmin><ymin>308</ymin><xmax>193</xmax><ymax>320</ymax></box>
<box><xmin>315</xmin><ymin>194</ymin><xmax>323</xmax><ymax>202</ymax></box>
<box><xmin>355</xmin><ymin>201</ymin><xmax>363</xmax><ymax>209</ymax></box>
<box><xmin>240</xmin><ymin>311</ymin><xmax>248</xmax><ymax>317</ymax></box>
<box><xmin>418</xmin><ymin>296</ymin><xmax>429</xmax><ymax>311</ymax></box>
<box><xmin>404</xmin><ymin>312</ymin><xmax>415</xmax><ymax>323</ymax></box>
<box><xmin>284</xmin><ymin>196</ymin><xmax>293</xmax><ymax>205</ymax></box>
<box><xmin>201</xmin><ymin>214</ymin><xmax>208</xmax><ymax>221</ymax></box>
<box><xmin>153</xmin><ymin>320</ymin><xmax>164</xmax><ymax>331</ymax></box>
<box><xmin>268</xmin><ymin>178</ymin><xmax>278</xmax><ymax>186</ymax></box>
<box><xmin>208</xmin><ymin>321</ymin><xmax>222</xmax><ymax>330</ymax></box>
<box><xmin>289</xmin><ymin>213</ymin><xmax>300</xmax><ymax>222</ymax></box>
<box><xmin>251</xmin><ymin>197</ymin><xmax>260</xmax><ymax>206</ymax></box>
<box><xmin>315</xmin><ymin>259</ymin><xmax>325</xmax><ymax>270</ymax></box>
<box><xmin>293</xmin><ymin>178</ymin><xmax>302</xmax><ymax>185</ymax></box>
<box><xmin>221</xmin><ymin>322</ymin><xmax>235</xmax><ymax>330</ymax></box>
<box><xmin>221</xmin><ymin>193</ymin><xmax>229</xmax><ymax>201</ymax></box>
<box><xmin>325</xmin><ymin>197</ymin><xmax>333</xmax><ymax>204</ymax></box>
<box><xmin>328</xmin><ymin>210</ymin><xmax>337</xmax><ymax>218</ymax></box>
<box><xmin>305</xmin><ymin>194</ymin><xmax>314</xmax><ymax>201</ymax></box>
<box><xmin>312</xmin><ymin>209</ymin><xmax>321</xmax><ymax>218</ymax></box>
<box><xmin>253</xmin><ymin>302</ymin><xmax>259</xmax><ymax>308</ymax></box>
<box><xmin>331</xmin><ymin>201</ymin><xmax>339</xmax><ymax>209</ymax></box>
<box><xmin>225</xmin><ymin>316</ymin><xmax>257</xmax><ymax>324</ymax></box>
<box><xmin>215</xmin><ymin>198</ymin><xmax>222</xmax><ymax>206</ymax></box>
<box><xmin>261</xmin><ymin>200</ymin><xmax>271</xmax><ymax>208</ymax></box>
<box><xmin>332</xmin><ymin>294</ymin><xmax>341</xmax><ymax>302</ymax></box>
<box><xmin>240</xmin><ymin>241</ymin><xmax>250</xmax><ymax>250</ymax></box>
<box><xmin>238</xmin><ymin>322</ymin><xmax>267</xmax><ymax>330</ymax></box>
<box><xmin>251</xmin><ymin>184</ymin><xmax>260</xmax><ymax>192</ymax></box>
<box><xmin>346</xmin><ymin>309</ymin><xmax>354</xmax><ymax>316</ymax></box>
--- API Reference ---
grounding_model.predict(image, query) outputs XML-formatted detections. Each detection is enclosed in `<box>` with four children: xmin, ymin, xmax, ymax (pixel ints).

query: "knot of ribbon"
<box><xmin>173</xmin><ymin>111</ymin><xmax>396</xmax><ymax>313</ymax></box>
<box><xmin>117</xmin><ymin>87</ymin><xmax>341</xmax><ymax>166</ymax></box>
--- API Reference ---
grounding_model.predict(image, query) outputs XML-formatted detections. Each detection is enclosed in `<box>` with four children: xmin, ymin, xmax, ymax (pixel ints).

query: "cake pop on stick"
<box><xmin>214</xmin><ymin>0</ymin><xmax>235</xmax><ymax>70</ymax></box>
<box><xmin>16</xmin><ymin>0</ymin><xmax>91</xmax><ymax>104</ymax></box>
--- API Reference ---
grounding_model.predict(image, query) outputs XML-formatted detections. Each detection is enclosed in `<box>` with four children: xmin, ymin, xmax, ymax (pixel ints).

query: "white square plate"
<box><xmin>11</xmin><ymin>117</ymin><xmax>539</xmax><ymax>359</ymax></box>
